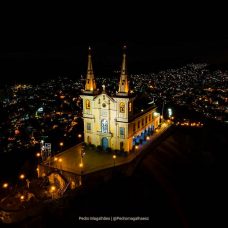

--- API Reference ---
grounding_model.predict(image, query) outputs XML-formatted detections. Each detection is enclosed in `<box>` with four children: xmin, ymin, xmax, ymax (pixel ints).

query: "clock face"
<box><xmin>102</xmin><ymin>103</ymin><xmax>106</xmax><ymax>108</ymax></box>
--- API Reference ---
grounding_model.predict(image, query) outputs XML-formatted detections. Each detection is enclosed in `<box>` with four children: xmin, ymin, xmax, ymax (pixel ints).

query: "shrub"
<box><xmin>123</xmin><ymin>151</ymin><xmax>128</xmax><ymax>157</ymax></box>
<box><xmin>96</xmin><ymin>145</ymin><xmax>103</xmax><ymax>152</ymax></box>
<box><xmin>115</xmin><ymin>149</ymin><xmax>121</xmax><ymax>155</ymax></box>
<box><xmin>105</xmin><ymin>147</ymin><xmax>112</xmax><ymax>153</ymax></box>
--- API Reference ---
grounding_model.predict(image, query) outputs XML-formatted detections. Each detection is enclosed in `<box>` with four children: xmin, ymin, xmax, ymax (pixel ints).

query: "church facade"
<box><xmin>80</xmin><ymin>47</ymin><xmax>160</xmax><ymax>153</ymax></box>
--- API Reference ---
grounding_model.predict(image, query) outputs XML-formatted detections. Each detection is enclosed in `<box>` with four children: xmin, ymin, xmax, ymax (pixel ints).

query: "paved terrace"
<box><xmin>43</xmin><ymin>122</ymin><xmax>171</xmax><ymax>175</ymax></box>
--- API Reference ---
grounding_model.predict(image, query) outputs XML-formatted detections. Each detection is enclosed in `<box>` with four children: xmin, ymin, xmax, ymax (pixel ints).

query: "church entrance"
<box><xmin>101</xmin><ymin>137</ymin><xmax>108</xmax><ymax>150</ymax></box>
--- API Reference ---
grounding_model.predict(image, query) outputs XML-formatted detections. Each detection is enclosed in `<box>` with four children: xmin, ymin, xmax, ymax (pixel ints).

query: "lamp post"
<box><xmin>36</xmin><ymin>152</ymin><xmax>41</xmax><ymax>163</ymax></box>
<box><xmin>79</xmin><ymin>159</ymin><xmax>83</xmax><ymax>175</ymax></box>
<box><xmin>50</xmin><ymin>185</ymin><xmax>56</xmax><ymax>199</ymax></box>
<box><xmin>135</xmin><ymin>145</ymin><xmax>139</xmax><ymax>158</ymax></box>
<box><xmin>58</xmin><ymin>158</ymin><xmax>63</xmax><ymax>170</ymax></box>
<box><xmin>2</xmin><ymin>182</ymin><xmax>9</xmax><ymax>189</ymax></box>
<box><xmin>112</xmin><ymin>155</ymin><xmax>116</xmax><ymax>168</ymax></box>
<box><xmin>59</xmin><ymin>142</ymin><xmax>64</xmax><ymax>151</ymax></box>
<box><xmin>78</xmin><ymin>134</ymin><xmax>82</xmax><ymax>141</ymax></box>
<box><xmin>19</xmin><ymin>174</ymin><xmax>25</xmax><ymax>180</ymax></box>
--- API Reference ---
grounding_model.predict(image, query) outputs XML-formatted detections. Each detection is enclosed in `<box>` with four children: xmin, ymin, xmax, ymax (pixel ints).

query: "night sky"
<box><xmin>0</xmin><ymin>6</ymin><xmax>228</xmax><ymax>84</ymax></box>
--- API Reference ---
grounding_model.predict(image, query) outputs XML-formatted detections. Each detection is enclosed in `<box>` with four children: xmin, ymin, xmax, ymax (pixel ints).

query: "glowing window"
<box><xmin>86</xmin><ymin>100</ymin><xmax>90</xmax><ymax>109</ymax></box>
<box><xmin>120</xmin><ymin>102</ymin><xmax>125</xmax><ymax>113</ymax></box>
<box><xmin>101</xmin><ymin>119</ymin><xmax>108</xmax><ymax>133</ymax></box>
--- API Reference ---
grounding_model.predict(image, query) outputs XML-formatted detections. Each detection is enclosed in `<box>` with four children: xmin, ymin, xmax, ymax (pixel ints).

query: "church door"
<box><xmin>101</xmin><ymin>137</ymin><xmax>108</xmax><ymax>150</ymax></box>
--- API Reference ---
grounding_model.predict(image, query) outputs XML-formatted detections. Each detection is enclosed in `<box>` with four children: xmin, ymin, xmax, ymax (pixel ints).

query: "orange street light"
<box><xmin>36</xmin><ymin>152</ymin><xmax>41</xmax><ymax>157</ymax></box>
<box><xmin>2</xmin><ymin>183</ymin><xmax>8</xmax><ymax>189</ymax></box>
<box><xmin>135</xmin><ymin>145</ymin><xmax>139</xmax><ymax>150</ymax></box>
<box><xmin>79</xmin><ymin>162</ymin><xmax>83</xmax><ymax>168</ymax></box>
<box><xmin>58</xmin><ymin>158</ymin><xmax>62</xmax><ymax>162</ymax></box>
<box><xmin>20</xmin><ymin>195</ymin><xmax>25</xmax><ymax>201</ymax></box>
<box><xmin>112</xmin><ymin>154</ymin><xmax>116</xmax><ymax>168</ymax></box>
<box><xmin>59</xmin><ymin>142</ymin><xmax>64</xmax><ymax>151</ymax></box>
<box><xmin>50</xmin><ymin>185</ymin><xmax>56</xmax><ymax>192</ymax></box>
<box><xmin>19</xmin><ymin>174</ymin><xmax>25</xmax><ymax>180</ymax></box>
<box><xmin>54</xmin><ymin>157</ymin><xmax>58</xmax><ymax>161</ymax></box>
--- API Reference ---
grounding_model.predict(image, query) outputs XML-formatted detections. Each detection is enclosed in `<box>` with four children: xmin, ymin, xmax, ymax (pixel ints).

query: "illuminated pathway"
<box><xmin>44</xmin><ymin>122</ymin><xmax>171</xmax><ymax>175</ymax></box>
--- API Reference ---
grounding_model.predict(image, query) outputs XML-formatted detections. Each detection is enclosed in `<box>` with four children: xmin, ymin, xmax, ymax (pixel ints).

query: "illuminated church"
<box><xmin>80</xmin><ymin>47</ymin><xmax>160</xmax><ymax>153</ymax></box>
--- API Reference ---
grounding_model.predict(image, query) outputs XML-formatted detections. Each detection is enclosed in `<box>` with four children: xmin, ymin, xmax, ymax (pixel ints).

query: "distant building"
<box><xmin>80</xmin><ymin>46</ymin><xmax>160</xmax><ymax>153</ymax></box>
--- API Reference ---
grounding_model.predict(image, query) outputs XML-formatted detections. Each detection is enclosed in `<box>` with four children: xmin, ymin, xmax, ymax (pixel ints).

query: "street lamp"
<box><xmin>50</xmin><ymin>185</ymin><xmax>56</xmax><ymax>199</ymax></box>
<box><xmin>112</xmin><ymin>155</ymin><xmax>116</xmax><ymax>168</ymax></box>
<box><xmin>19</xmin><ymin>174</ymin><xmax>25</xmax><ymax>180</ymax></box>
<box><xmin>36</xmin><ymin>152</ymin><xmax>41</xmax><ymax>163</ymax></box>
<box><xmin>135</xmin><ymin>145</ymin><xmax>139</xmax><ymax>158</ymax></box>
<box><xmin>36</xmin><ymin>152</ymin><xmax>41</xmax><ymax>157</ymax></box>
<box><xmin>78</xmin><ymin>134</ymin><xmax>82</xmax><ymax>139</ymax></box>
<box><xmin>58</xmin><ymin>158</ymin><xmax>63</xmax><ymax>169</ymax></box>
<box><xmin>146</xmin><ymin>136</ymin><xmax>150</xmax><ymax>141</ymax></box>
<box><xmin>59</xmin><ymin>142</ymin><xmax>64</xmax><ymax>151</ymax></box>
<box><xmin>2</xmin><ymin>183</ymin><xmax>8</xmax><ymax>189</ymax></box>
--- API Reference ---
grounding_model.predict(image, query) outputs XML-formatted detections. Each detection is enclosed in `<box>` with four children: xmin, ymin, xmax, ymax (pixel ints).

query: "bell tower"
<box><xmin>117</xmin><ymin>45</ymin><xmax>129</xmax><ymax>96</ymax></box>
<box><xmin>84</xmin><ymin>47</ymin><xmax>98</xmax><ymax>94</ymax></box>
<box><xmin>114</xmin><ymin>46</ymin><xmax>135</xmax><ymax>152</ymax></box>
<box><xmin>80</xmin><ymin>47</ymin><xmax>99</xmax><ymax>145</ymax></box>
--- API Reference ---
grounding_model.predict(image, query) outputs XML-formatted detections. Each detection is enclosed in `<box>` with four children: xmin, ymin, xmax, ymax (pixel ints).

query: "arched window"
<box><xmin>120</xmin><ymin>102</ymin><xmax>125</xmax><ymax>113</ymax></box>
<box><xmin>86</xmin><ymin>100</ymin><xmax>90</xmax><ymax>109</ymax></box>
<box><xmin>101</xmin><ymin>119</ymin><xmax>108</xmax><ymax>133</ymax></box>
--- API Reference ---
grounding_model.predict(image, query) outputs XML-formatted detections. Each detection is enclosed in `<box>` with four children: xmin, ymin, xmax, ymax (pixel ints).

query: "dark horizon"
<box><xmin>1</xmin><ymin>8</ymin><xmax>228</xmax><ymax>84</ymax></box>
<box><xmin>1</xmin><ymin>38</ymin><xmax>228</xmax><ymax>85</ymax></box>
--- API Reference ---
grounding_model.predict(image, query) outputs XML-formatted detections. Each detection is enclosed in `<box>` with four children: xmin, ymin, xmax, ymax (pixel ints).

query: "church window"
<box><xmin>98</xmin><ymin>99</ymin><xmax>100</xmax><ymax>104</ymax></box>
<box><xmin>142</xmin><ymin>119</ymin><xmax>144</xmax><ymax>126</ymax></box>
<box><xmin>120</xmin><ymin>102</ymin><xmax>125</xmax><ymax>113</ymax></box>
<box><xmin>86</xmin><ymin>100</ymin><xmax>90</xmax><ymax>109</ymax></box>
<box><xmin>120</xmin><ymin>127</ymin><xmax>125</xmax><ymax>138</ymax></box>
<box><xmin>138</xmin><ymin>121</ymin><xmax>140</xmax><ymax>129</ymax></box>
<box><xmin>133</xmin><ymin>123</ymin><xmax>136</xmax><ymax>132</ymax></box>
<box><xmin>103</xmin><ymin>95</ymin><xmax>105</xmax><ymax>100</ymax></box>
<box><xmin>101</xmin><ymin>119</ymin><xmax>108</xmax><ymax>133</ymax></box>
<box><xmin>149</xmin><ymin>114</ymin><xmax>151</xmax><ymax>121</ymax></box>
<box><xmin>146</xmin><ymin>116</ymin><xmax>148</xmax><ymax>124</ymax></box>
<box><xmin>87</xmin><ymin>123</ymin><xmax>91</xmax><ymax>131</ymax></box>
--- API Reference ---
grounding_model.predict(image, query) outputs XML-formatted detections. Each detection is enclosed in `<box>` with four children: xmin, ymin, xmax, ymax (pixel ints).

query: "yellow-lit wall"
<box><xmin>80</xmin><ymin>93</ymin><xmax>160</xmax><ymax>152</ymax></box>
